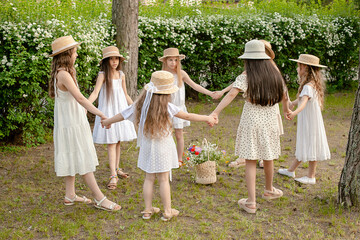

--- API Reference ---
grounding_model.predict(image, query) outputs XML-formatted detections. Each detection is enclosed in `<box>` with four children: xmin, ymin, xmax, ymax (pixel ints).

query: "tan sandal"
<box><xmin>228</xmin><ymin>158</ymin><xmax>246</xmax><ymax>168</ymax></box>
<box><xmin>94</xmin><ymin>196</ymin><xmax>121</xmax><ymax>212</ymax></box>
<box><xmin>238</xmin><ymin>198</ymin><xmax>256</xmax><ymax>214</ymax></box>
<box><xmin>262</xmin><ymin>187</ymin><xmax>283</xmax><ymax>200</ymax></box>
<box><xmin>161</xmin><ymin>208</ymin><xmax>179</xmax><ymax>222</ymax></box>
<box><xmin>116</xmin><ymin>168</ymin><xmax>130</xmax><ymax>179</ymax></box>
<box><xmin>107</xmin><ymin>175</ymin><xmax>118</xmax><ymax>190</ymax></box>
<box><xmin>141</xmin><ymin>207</ymin><xmax>160</xmax><ymax>220</ymax></box>
<box><xmin>64</xmin><ymin>195</ymin><xmax>92</xmax><ymax>206</ymax></box>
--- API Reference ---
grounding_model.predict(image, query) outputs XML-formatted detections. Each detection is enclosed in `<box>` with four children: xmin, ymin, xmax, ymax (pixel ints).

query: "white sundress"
<box><xmin>53</xmin><ymin>79</ymin><xmax>99</xmax><ymax>176</ymax></box>
<box><xmin>295</xmin><ymin>84</ymin><xmax>331</xmax><ymax>162</ymax></box>
<box><xmin>233</xmin><ymin>74</ymin><xmax>281</xmax><ymax>161</ymax></box>
<box><xmin>171</xmin><ymin>73</ymin><xmax>190</xmax><ymax>129</ymax></box>
<box><xmin>121</xmin><ymin>103</ymin><xmax>180</xmax><ymax>173</ymax></box>
<box><xmin>92</xmin><ymin>71</ymin><xmax>137</xmax><ymax>144</ymax></box>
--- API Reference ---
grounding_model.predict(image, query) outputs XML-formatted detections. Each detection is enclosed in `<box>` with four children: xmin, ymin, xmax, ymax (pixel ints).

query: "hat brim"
<box><xmin>144</xmin><ymin>83</ymin><xmax>179</xmax><ymax>94</ymax></box>
<box><xmin>289</xmin><ymin>59</ymin><xmax>327</xmax><ymax>68</ymax></box>
<box><xmin>99</xmin><ymin>55</ymin><xmax>126</xmax><ymax>65</ymax></box>
<box><xmin>49</xmin><ymin>42</ymin><xmax>81</xmax><ymax>57</ymax></box>
<box><xmin>239</xmin><ymin>53</ymin><xmax>271</xmax><ymax>60</ymax></box>
<box><xmin>158</xmin><ymin>55</ymin><xmax>186</xmax><ymax>62</ymax></box>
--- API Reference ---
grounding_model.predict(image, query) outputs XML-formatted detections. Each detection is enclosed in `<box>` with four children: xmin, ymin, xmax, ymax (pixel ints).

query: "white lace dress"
<box><xmin>92</xmin><ymin>71</ymin><xmax>137</xmax><ymax>144</ymax></box>
<box><xmin>53</xmin><ymin>80</ymin><xmax>99</xmax><ymax>176</ymax></box>
<box><xmin>295</xmin><ymin>84</ymin><xmax>330</xmax><ymax>162</ymax></box>
<box><xmin>233</xmin><ymin>74</ymin><xmax>281</xmax><ymax>161</ymax></box>
<box><xmin>171</xmin><ymin>73</ymin><xmax>190</xmax><ymax>129</ymax></box>
<box><xmin>121</xmin><ymin>103</ymin><xmax>180</xmax><ymax>173</ymax></box>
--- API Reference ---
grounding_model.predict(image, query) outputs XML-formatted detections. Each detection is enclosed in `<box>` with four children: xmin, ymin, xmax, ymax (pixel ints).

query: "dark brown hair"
<box><xmin>245</xmin><ymin>59</ymin><xmax>284</xmax><ymax>106</ymax></box>
<box><xmin>134</xmin><ymin>90</ymin><xmax>172</xmax><ymax>138</ymax></box>
<box><xmin>49</xmin><ymin>48</ymin><xmax>77</xmax><ymax>98</ymax></box>
<box><xmin>100</xmin><ymin>57</ymin><xmax>122</xmax><ymax>103</ymax></box>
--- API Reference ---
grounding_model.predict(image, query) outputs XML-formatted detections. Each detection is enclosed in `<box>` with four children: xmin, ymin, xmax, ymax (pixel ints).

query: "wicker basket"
<box><xmin>195</xmin><ymin>160</ymin><xmax>217</xmax><ymax>184</ymax></box>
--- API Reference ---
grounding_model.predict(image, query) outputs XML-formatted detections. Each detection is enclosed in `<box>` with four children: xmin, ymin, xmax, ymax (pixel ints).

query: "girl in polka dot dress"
<box><xmin>211</xmin><ymin>40</ymin><xmax>289</xmax><ymax>214</ymax></box>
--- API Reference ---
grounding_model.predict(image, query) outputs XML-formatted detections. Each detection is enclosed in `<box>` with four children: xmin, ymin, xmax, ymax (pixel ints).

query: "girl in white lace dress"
<box><xmin>49</xmin><ymin>36</ymin><xmax>120</xmax><ymax>211</ymax></box>
<box><xmin>159</xmin><ymin>48</ymin><xmax>222</xmax><ymax>166</ymax></box>
<box><xmin>211</xmin><ymin>40</ymin><xmax>289</xmax><ymax>214</ymax></box>
<box><xmin>102</xmin><ymin>71</ymin><xmax>216</xmax><ymax>221</ymax></box>
<box><xmin>278</xmin><ymin>54</ymin><xmax>330</xmax><ymax>184</ymax></box>
<box><xmin>89</xmin><ymin>46</ymin><xmax>136</xmax><ymax>190</ymax></box>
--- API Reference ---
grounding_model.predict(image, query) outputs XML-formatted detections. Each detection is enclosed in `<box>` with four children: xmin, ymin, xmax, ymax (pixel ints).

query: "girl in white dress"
<box><xmin>211</xmin><ymin>40</ymin><xmax>289</xmax><ymax>214</ymax></box>
<box><xmin>278</xmin><ymin>54</ymin><xmax>331</xmax><ymax>184</ymax></box>
<box><xmin>49</xmin><ymin>36</ymin><xmax>120</xmax><ymax>211</ymax></box>
<box><xmin>89</xmin><ymin>46</ymin><xmax>137</xmax><ymax>190</ymax></box>
<box><xmin>159</xmin><ymin>48</ymin><xmax>222</xmax><ymax>166</ymax></box>
<box><xmin>102</xmin><ymin>71</ymin><xmax>216</xmax><ymax>221</ymax></box>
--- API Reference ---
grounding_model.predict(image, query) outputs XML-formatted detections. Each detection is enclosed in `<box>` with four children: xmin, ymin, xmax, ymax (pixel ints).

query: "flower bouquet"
<box><xmin>186</xmin><ymin>139</ymin><xmax>224</xmax><ymax>184</ymax></box>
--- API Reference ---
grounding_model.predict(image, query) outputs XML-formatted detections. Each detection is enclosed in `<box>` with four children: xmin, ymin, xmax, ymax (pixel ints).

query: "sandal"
<box><xmin>116</xmin><ymin>168</ymin><xmax>130</xmax><ymax>179</ymax></box>
<box><xmin>228</xmin><ymin>158</ymin><xmax>246</xmax><ymax>168</ymax></box>
<box><xmin>141</xmin><ymin>207</ymin><xmax>160</xmax><ymax>220</ymax></box>
<box><xmin>107</xmin><ymin>175</ymin><xmax>118</xmax><ymax>190</ymax></box>
<box><xmin>262</xmin><ymin>187</ymin><xmax>283</xmax><ymax>200</ymax></box>
<box><xmin>238</xmin><ymin>198</ymin><xmax>256</xmax><ymax>214</ymax></box>
<box><xmin>258</xmin><ymin>160</ymin><xmax>264</xmax><ymax>168</ymax></box>
<box><xmin>94</xmin><ymin>196</ymin><xmax>121</xmax><ymax>212</ymax></box>
<box><xmin>178</xmin><ymin>160</ymin><xmax>184</xmax><ymax>167</ymax></box>
<box><xmin>64</xmin><ymin>195</ymin><xmax>92</xmax><ymax>206</ymax></box>
<box><xmin>161</xmin><ymin>208</ymin><xmax>179</xmax><ymax>222</ymax></box>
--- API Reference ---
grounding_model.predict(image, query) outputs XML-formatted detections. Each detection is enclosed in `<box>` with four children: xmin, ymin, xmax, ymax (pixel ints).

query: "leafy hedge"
<box><xmin>0</xmin><ymin>0</ymin><xmax>359</xmax><ymax>145</ymax></box>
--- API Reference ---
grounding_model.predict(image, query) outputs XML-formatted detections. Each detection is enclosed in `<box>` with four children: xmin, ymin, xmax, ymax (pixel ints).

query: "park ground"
<box><xmin>0</xmin><ymin>92</ymin><xmax>360</xmax><ymax>239</ymax></box>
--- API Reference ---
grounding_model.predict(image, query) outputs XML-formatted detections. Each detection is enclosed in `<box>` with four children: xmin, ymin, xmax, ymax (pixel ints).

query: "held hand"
<box><xmin>285</xmin><ymin>110</ymin><xmax>296</xmax><ymax>120</ymax></box>
<box><xmin>211</xmin><ymin>91</ymin><xmax>223</xmax><ymax>100</ymax></box>
<box><xmin>207</xmin><ymin>115</ymin><xmax>217</xmax><ymax>127</ymax></box>
<box><xmin>210</xmin><ymin>112</ymin><xmax>219</xmax><ymax>125</ymax></box>
<box><xmin>100</xmin><ymin>116</ymin><xmax>111</xmax><ymax>129</ymax></box>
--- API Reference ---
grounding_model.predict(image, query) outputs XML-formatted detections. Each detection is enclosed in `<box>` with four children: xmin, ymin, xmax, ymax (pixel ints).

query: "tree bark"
<box><xmin>338</xmin><ymin>48</ymin><xmax>360</xmax><ymax>207</ymax></box>
<box><xmin>112</xmin><ymin>0</ymin><xmax>139</xmax><ymax>99</ymax></box>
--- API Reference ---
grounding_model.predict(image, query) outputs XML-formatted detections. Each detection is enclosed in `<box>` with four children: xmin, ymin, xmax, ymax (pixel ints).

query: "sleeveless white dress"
<box><xmin>53</xmin><ymin>79</ymin><xmax>99</xmax><ymax>176</ymax></box>
<box><xmin>295</xmin><ymin>84</ymin><xmax>330</xmax><ymax>162</ymax></box>
<box><xmin>121</xmin><ymin>103</ymin><xmax>180</xmax><ymax>173</ymax></box>
<box><xmin>92</xmin><ymin>71</ymin><xmax>137</xmax><ymax>144</ymax></box>
<box><xmin>171</xmin><ymin>73</ymin><xmax>190</xmax><ymax>129</ymax></box>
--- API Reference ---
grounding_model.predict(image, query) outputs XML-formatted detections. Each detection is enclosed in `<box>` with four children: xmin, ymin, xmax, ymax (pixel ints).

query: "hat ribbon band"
<box><xmin>152</xmin><ymin>83</ymin><xmax>174</xmax><ymax>92</ymax></box>
<box><xmin>52</xmin><ymin>42</ymin><xmax>78</xmax><ymax>55</ymax></box>
<box><xmin>103</xmin><ymin>51</ymin><xmax>121</xmax><ymax>58</ymax></box>
<box><xmin>245</xmin><ymin>51</ymin><xmax>266</xmax><ymax>53</ymax></box>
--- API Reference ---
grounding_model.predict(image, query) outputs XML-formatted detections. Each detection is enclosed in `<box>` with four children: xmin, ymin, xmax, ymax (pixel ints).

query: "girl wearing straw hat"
<box><xmin>102</xmin><ymin>70</ymin><xmax>216</xmax><ymax>221</ymax></box>
<box><xmin>278</xmin><ymin>54</ymin><xmax>330</xmax><ymax>184</ymax></box>
<box><xmin>49</xmin><ymin>36</ymin><xmax>121</xmax><ymax>211</ymax></box>
<box><xmin>159</xmin><ymin>48</ymin><xmax>222</xmax><ymax>166</ymax></box>
<box><xmin>211</xmin><ymin>40</ymin><xmax>288</xmax><ymax>214</ymax></box>
<box><xmin>88</xmin><ymin>46</ymin><xmax>137</xmax><ymax>190</ymax></box>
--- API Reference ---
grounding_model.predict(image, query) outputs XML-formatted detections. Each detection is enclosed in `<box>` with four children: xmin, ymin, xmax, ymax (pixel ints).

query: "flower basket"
<box><xmin>195</xmin><ymin>160</ymin><xmax>217</xmax><ymax>184</ymax></box>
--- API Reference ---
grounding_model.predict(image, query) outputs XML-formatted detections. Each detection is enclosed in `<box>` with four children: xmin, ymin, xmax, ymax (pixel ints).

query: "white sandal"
<box><xmin>228</xmin><ymin>158</ymin><xmax>245</xmax><ymax>168</ymax></box>
<box><xmin>161</xmin><ymin>208</ymin><xmax>179</xmax><ymax>222</ymax></box>
<box><xmin>64</xmin><ymin>195</ymin><xmax>92</xmax><ymax>206</ymax></box>
<box><xmin>141</xmin><ymin>207</ymin><xmax>160</xmax><ymax>220</ymax></box>
<box><xmin>238</xmin><ymin>198</ymin><xmax>256</xmax><ymax>214</ymax></box>
<box><xmin>94</xmin><ymin>196</ymin><xmax>121</xmax><ymax>212</ymax></box>
<box><xmin>262</xmin><ymin>187</ymin><xmax>283</xmax><ymax>200</ymax></box>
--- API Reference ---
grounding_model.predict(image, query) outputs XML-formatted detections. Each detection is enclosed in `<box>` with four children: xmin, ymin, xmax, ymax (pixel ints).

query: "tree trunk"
<box><xmin>112</xmin><ymin>0</ymin><xmax>139</xmax><ymax>99</ymax></box>
<box><xmin>338</xmin><ymin>48</ymin><xmax>360</xmax><ymax>207</ymax></box>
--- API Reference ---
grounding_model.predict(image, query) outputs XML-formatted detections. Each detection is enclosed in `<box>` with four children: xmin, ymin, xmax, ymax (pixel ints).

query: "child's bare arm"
<box><xmin>121</xmin><ymin>74</ymin><xmax>134</xmax><ymax>105</ymax></box>
<box><xmin>182</xmin><ymin>70</ymin><xmax>214</xmax><ymax>97</ymax></box>
<box><xmin>88</xmin><ymin>73</ymin><xmax>105</xmax><ymax>104</ymax></box>
<box><xmin>211</xmin><ymin>87</ymin><xmax>240</xmax><ymax>120</ymax></box>
<box><xmin>101</xmin><ymin>113</ymin><xmax>125</xmax><ymax>129</ymax></box>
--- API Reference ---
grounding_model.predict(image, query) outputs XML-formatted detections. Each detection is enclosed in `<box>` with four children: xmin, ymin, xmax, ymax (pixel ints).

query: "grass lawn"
<box><xmin>0</xmin><ymin>91</ymin><xmax>359</xmax><ymax>239</ymax></box>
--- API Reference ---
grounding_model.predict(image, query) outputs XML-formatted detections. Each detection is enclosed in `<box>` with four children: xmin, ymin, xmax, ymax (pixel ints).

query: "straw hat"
<box><xmin>49</xmin><ymin>36</ymin><xmax>81</xmax><ymax>57</ymax></box>
<box><xmin>158</xmin><ymin>48</ymin><xmax>185</xmax><ymax>62</ymax></box>
<box><xmin>239</xmin><ymin>40</ymin><xmax>271</xmax><ymax>60</ymax></box>
<box><xmin>259</xmin><ymin>39</ymin><xmax>275</xmax><ymax>60</ymax></box>
<box><xmin>144</xmin><ymin>71</ymin><xmax>179</xmax><ymax>94</ymax></box>
<box><xmin>99</xmin><ymin>46</ymin><xmax>126</xmax><ymax>64</ymax></box>
<box><xmin>290</xmin><ymin>54</ymin><xmax>327</xmax><ymax>68</ymax></box>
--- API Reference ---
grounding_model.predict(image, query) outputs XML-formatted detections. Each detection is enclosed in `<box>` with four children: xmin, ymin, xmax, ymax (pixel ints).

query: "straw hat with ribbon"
<box><xmin>259</xmin><ymin>39</ymin><xmax>275</xmax><ymax>60</ymax></box>
<box><xmin>290</xmin><ymin>54</ymin><xmax>327</xmax><ymax>68</ymax></box>
<box><xmin>158</xmin><ymin>48</ymin><xmax>185</xmax><ymax>62</ymax></box>
<box><xmin>49</xmin><ymin>36</ymin><xmax>81</xmax><ymax>57</ymax></box>
<box><xmin>239</xmin><ymin>40</ymin><xmax>271</xmax><ymax>60</ymax></box>
<box><xmin>99</xmin><ymin>46</ymin><xmax>126</xmax><ymax>64</ymax></box>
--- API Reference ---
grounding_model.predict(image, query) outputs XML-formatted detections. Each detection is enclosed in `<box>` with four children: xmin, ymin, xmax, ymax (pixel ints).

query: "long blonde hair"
<box><xmin>162</xmin><ymin>57</ymin><xmax>183</xmax><ymax>87</ymax></box>
<box><xmin>49</xmin><ymin>48</ymin><xmax>77</xmax><ymax>98</ymax></box>
<box><xmin>134</xmin><ymin>90</ymin><xmax>172</xmax><ymax>138</ymax></box>
<box><xmin>297</xmin><ymin>63</ymin><xmax>325</xmax><ymax>109</ymax></box>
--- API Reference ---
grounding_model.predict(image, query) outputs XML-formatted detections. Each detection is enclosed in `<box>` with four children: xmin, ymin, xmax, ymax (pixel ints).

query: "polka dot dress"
<box><xmin>233</xmin><ymin>74</ymin><xmax>281</xmax><ymax>161</ymax></box>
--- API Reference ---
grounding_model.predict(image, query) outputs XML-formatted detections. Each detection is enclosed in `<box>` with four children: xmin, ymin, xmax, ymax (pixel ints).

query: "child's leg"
<box><xmin>82</xmin><ymin>172</ymin><xmax>121</xmax><ymax>210</ymax></box>
<box><xmin>107</xmin><ymin>143</ymin><xmax>118</xmax><ymax>184</ymax></box>
<box><xmin>143</xmin><ymin>173</ymin><xmax>156</xmax><ymax>216</ymax></box>
<box><xmin>244</xmin><ymin>160</ymin><xmax>257</xmax><ymax>208</ymax></box>
<box><xmin>115</xmin><ymin>141</ymin><xmax>121</xmax><ymax>169</ymax></box>
<box><xmin>263</xmin><ymin>160</ymin><xmax>274</xmax><ymax>191</ymax></box>
<box><xmin>157</xmin><ymin>172</ymin><xmax>172</xmax><ymax>215</ymax></box>
<box><xmin>288</xmin><ymin>159</ymin><xmax>301</xmax><ymax>172</ymax></box>
<box><xmin>308</xmin><ymin>161</ymin><xmax>317</xmax><ymax>178</ymax></box>
<box><xmin>174</xmin><ymin>129</ymin><xmax>184</xmax><ymax>164</ymax></box>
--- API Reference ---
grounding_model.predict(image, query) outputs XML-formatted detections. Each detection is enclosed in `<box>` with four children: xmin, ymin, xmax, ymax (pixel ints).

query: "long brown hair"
<box><xmin>134</xmin><ymin>90</ymin><xmax>172</xmax><ymax>138</ymax></box>
<box><xmin>49</xmin><ymin>48</ymin><xmax>77</xmax><ymax>98</ymax></box>
<box><xmin>245</xmin><ymin>59</ymin><xmax>284</xmax><ymax>106</ymax></box>
<box><xmin>297</xmin><ymin>63</ymin><xmax>325</xmax><ymax>109</ymax></box>
<box><xmin>100</xmin><ymin>57</ymin><xmax>122</xmax><ymax>103</ymax></box>
<box><xmin>162</xmin><ymin>57</ymin><xmax>183</xmax><ymax>87</ymax></box>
